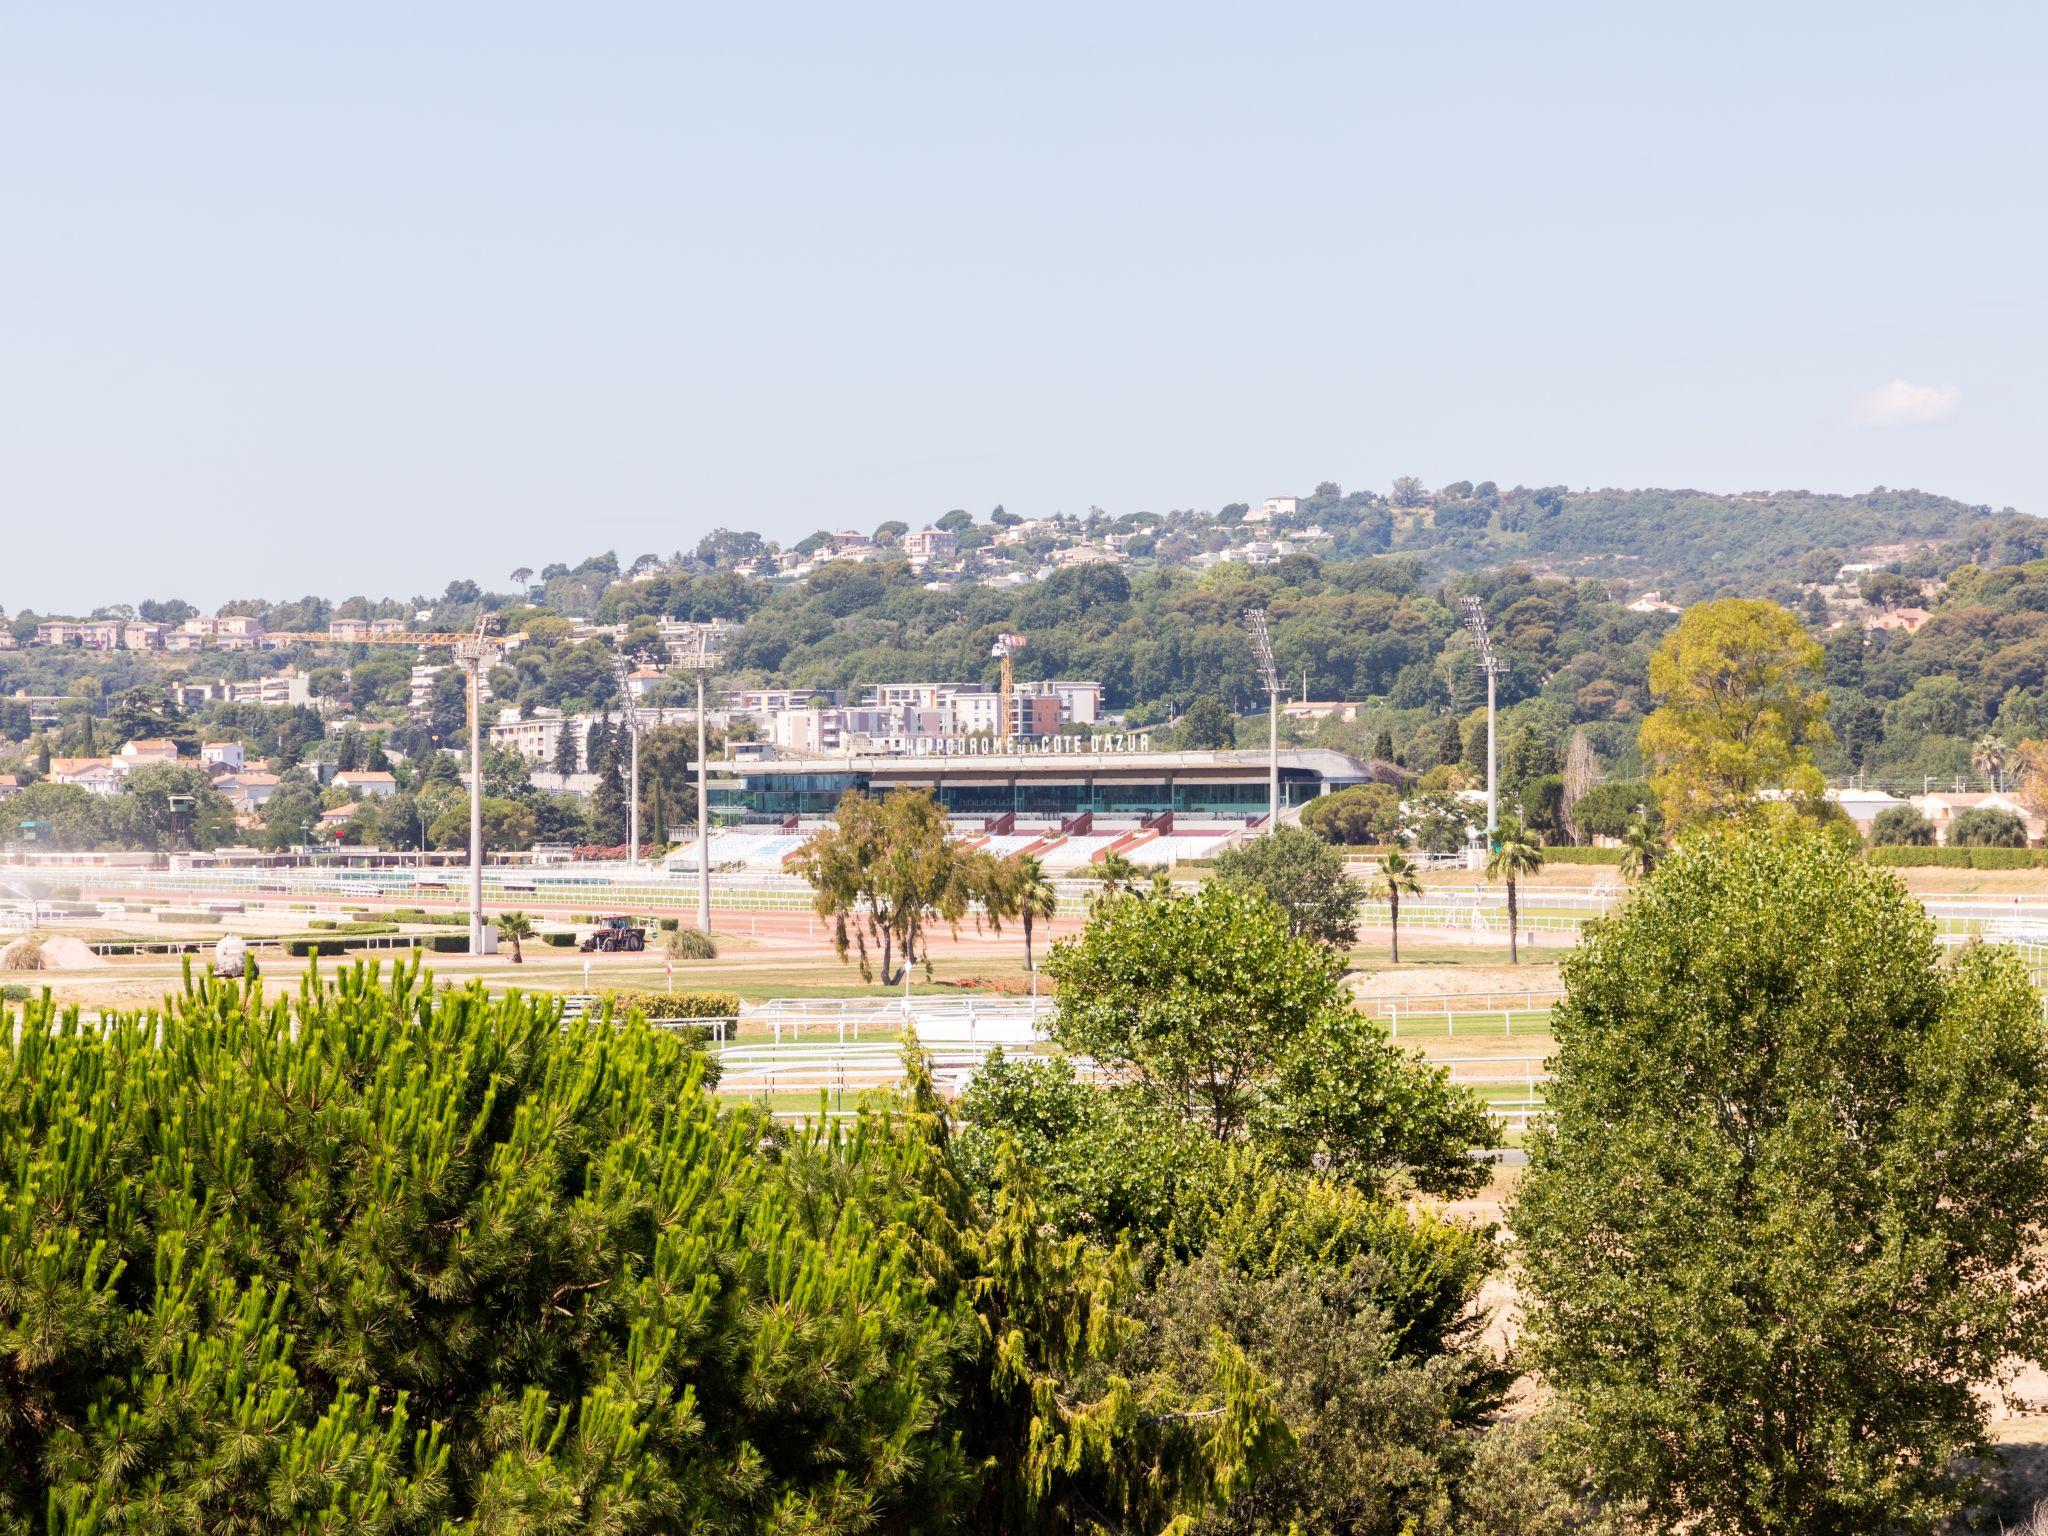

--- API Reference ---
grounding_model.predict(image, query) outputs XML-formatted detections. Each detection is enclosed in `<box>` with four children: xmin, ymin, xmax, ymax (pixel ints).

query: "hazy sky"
<box><xmin>3</xmin><ymin>3</ymin><xmax>2041</xmax><ymax>612</ymax></box>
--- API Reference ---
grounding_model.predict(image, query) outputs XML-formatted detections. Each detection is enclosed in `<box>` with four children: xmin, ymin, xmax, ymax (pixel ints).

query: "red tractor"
<box><xmin>579</xmin><ymin>916</ymin><xmax>647</xmax><ymax>953</ymax></box>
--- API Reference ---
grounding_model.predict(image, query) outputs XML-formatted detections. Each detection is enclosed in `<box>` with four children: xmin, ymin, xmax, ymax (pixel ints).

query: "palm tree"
<box><xmin>1011</xmin><ymin>854</ymin><xmax>1060</xmax><ymax>975</ymax></box>
<box><xmin>496</xmin><ymin>910</ymin><xmax>535</xmax><ymax>964</ymax></box>
<box><xmin>1484</xmin><ymin>816</ymin><xmax>1545</xmax><ymax>964</ymax></box>
<box><xmin>1091</xmin><ymin>850</ymin><xmax>1144</xmax><ymax>895</ymax></box>
<box><xmin>1620</xmin><ymin>817</ymin><xmax>1662</xmax><ymax>881</ymax></box>
<box><xmin>1973</xmin><ymin>734</ymin><xmax>2010</xmax><ymax>791</ymax></box>
<box><xmin>1367</xmin><ymin>848</ymin><xmax>1424</xmax><ymax>963</ymax></box>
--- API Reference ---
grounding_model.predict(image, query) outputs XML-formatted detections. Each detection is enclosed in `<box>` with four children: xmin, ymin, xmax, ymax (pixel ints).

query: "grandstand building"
<box><xmin>707</xmin><ymin>745</ymin><xmax>1395</xmax><ymax>822</ymax></box>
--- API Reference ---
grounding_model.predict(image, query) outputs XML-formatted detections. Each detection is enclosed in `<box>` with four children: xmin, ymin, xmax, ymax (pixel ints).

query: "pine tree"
<box><xmin>0</xmin><ymin>956</ymin><xmax>1282</xmax><ymax>1532</ymax></box>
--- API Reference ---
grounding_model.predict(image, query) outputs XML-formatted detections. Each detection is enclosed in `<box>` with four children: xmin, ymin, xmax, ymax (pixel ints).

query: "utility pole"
<box><xmin>677</xmin><ymin>638</ymin><xmax>720</xmax><ymax>935</ymax></box>
<box><xmin>1462</xmin><ymin>596</ymin><xmax>1508</xmax><ymax>848</ymax></box>
<box><xmin>1244</xmin><ymin>608</ymin><xmax>1281</xmax><ymax>830</ymax></box>
<box><xmin>454</xmin><ymin>616</ymin><xmax>502</xmax><ymax>953</ymax></box>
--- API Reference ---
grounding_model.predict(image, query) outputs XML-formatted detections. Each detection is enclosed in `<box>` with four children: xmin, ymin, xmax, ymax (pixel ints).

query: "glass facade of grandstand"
<box><xmin>710</xmin><ymin>761</ymin><xmax>1347</xmax><ymax>820</ymax></box>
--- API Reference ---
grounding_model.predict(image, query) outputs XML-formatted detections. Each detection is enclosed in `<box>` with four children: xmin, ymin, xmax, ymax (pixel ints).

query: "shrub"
<box><xmin>155</xmin><ymin>909</ymin><xmax>221</xmax><ymax>924</ymax></box>
<box><xmin>285</xmin><ymin>938</ymin><xmax>353</xmax><ymax>958</ymax></box>
<box><xmin>1868</xmin><ymin>805</ymin><xmax>1936</xmax><ymax>846</ymax></box>
<box><xmin>1533</xmin><ymin>845</ymin><xmax>1627</xmax><ymax>864</ymax></box>
<box><xmin>541</xmin><ymin>931</ymin><xmax>578</xmax><ymax>947</ymax></box>
<box><xmin>1949</xmin><ymin>806</ymin><xmax>2029</xmax><ymax>847</ymax></box>
<box><xmin>668</xmin><ymin>926</ymin><xmax>718</xmax><ymax>960</ymax></box>
<box><xmin>424</xmin><ymin>933</ymin><xmax>470</xmax><ymax>952</ymax></box>
<box><xmin>601</xmin><ymin>988</ymin><xmax>742</xmax><ymax>1021</ymax></box>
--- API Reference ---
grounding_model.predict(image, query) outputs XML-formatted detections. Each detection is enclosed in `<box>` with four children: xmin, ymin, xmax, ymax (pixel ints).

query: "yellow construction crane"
<box><xmin>263</xmin><ymin>629</ymin><xmax>484</xmax><ymax>647</ymax></box>
<box><xmin>990</xmin><ymin>632</ymin><xmax>1027</xmax><ymax>749</ymax></box>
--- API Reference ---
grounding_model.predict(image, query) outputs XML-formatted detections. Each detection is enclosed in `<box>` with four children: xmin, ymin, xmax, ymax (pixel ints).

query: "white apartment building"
<box><xmin>222</xmin><ymin>670</ymin><xmax>311</xmax><ymax>708</ymax></box>
<box><xmin>902</xmin><ymin>528</ymin><xmax>958</xmax><ymax>565</ymax></box>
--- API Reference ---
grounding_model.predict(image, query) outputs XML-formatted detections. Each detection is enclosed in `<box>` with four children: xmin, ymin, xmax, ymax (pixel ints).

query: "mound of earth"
<box><xmin>1</xmin><ymin>934</ymin><xmax>109</xmax><ymax>970</ymax></box>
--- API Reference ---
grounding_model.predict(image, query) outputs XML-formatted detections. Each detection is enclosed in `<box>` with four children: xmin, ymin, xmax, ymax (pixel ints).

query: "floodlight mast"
<box><xmin>610</xmin><ymin>655</ymin><xmax>647</xmax><ymax>872</ymax></box>
<box><xmin>1244</xmin><ymin>609</ymin><xmax>1281</xmax><ymax>829</ymax></box>
<box><xmin>676</xmin><ymin>641</ymin><xmax>720</xmax><ymax>936</ymax></box>
<box><xmin>1462</xmin><ymin>597</ymin><xmax>1508</xmax><ymax>847</ymax></box>
<box><xmin>454</xmin><ymin>615</ymin><xmax>503</xmax><ymax>953</ymax></box>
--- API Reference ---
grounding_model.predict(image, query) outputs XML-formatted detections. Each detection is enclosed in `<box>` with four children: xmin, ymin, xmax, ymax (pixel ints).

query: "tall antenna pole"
<box><xmin>1462</xmin><ymin>596</ymin><xmax>1508</xmax><ymax>847</ymax></box>
<box><xmin>1244</xmin><ymin>609</ymin><xmax>1280</xmax><ymax>830</ymax></box>
<box><xmin>454</xmin><ymin>615</ymin><xmax>502</xmax><ymax>953</ymax></box>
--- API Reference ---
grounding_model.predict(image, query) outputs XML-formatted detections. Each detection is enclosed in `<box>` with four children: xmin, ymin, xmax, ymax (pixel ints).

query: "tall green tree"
<box><xmin>1212</xmin><ymin>825</ymin><xmax>1364</xmax><ymax>949</ymax></box>
<box><xmin>791</xmin><ymin>789</ymin><xmax>977</xmax><ymax>984</ymax></box>
<box><xmin>1638</xmin><ymin>598</ymin><xmax>1831</xmax><ymax>828</ymax></box>
<box><xmin>1514</xmin><ymin>825</ymin><xmax>2048</xmax><ymax>1535</ymax></box>
<box><xmin>1177</xmin><ymin>697</ymin><xmax>1237</xmax><ymax>750</ymax></box>
<box><xmin>1045</xmin><ymin>881</ymin><xmax>1492</xmax><ymax>1193</ymax></box>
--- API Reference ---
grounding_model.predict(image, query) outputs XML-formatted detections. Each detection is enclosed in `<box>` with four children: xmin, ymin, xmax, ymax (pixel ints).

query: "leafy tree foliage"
<box><xmin>1639</xmin><ymin>599</ymin><xmax>1830</xmax><ymax>827</ymax></box>
<box><xmin>792</xmin><ymin>789</ymin><xmax>982</xmax><ymax>984</ymax></box>
<box><xmin>1177</xmin><ymin>696</ymin><xmax>1237</xmax><ymax>750</ymax></box>
<box><xmin>1301</xmin><ymin>782</ymin><xmax>1402</xmax><ymax>845</ymax></box>
<box><xmin>1868</xmin><ymin>803</ymin><xmax>1935</xmax><ymax>845</ymax></box>
<box><xmin>1947</xmin><ymin>805</ymin><xmax>2027</xmax><ymax>847</ymax></box>
<box><xmin>1211</xmin><ymin>825</ymin><xmax>1363</xmax><ymax>948</ymax></box>
<box><xmin>1044</xmin><ymin>881</ymin><xmax>1492</xmax><ymax>1193</ymax></box>
<box><xmin>1515</xmin><ymin>825</ymin><xmax>2048</xmax><ymax>1535</ymax></box>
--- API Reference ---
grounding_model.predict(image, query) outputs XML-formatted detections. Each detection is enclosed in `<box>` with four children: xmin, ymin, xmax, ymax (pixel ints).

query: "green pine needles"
<box><xmin>0</xmin><ymin>954</ymin><xmax>1278</xmax><ymax>1535</ymax></box>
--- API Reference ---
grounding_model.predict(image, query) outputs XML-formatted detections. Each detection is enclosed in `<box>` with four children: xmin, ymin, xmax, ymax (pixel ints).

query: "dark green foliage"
<box><xmin>1177</xmin><ymin>697</ymin><xmax>1237</xmax><ymax>749</ymax></box>
<box><xmin>1947</xmin><ymin>805</ymin><xmax>2027</xmax><ymax>846</ymax></box>
<box><xmin>1211</xmin><ymin>825</ymin><xmax>1364</xmax><ymax>948</ymax></box>
<box><xmin>1867</xmin><ymin>844</ymin><xmax>2048</xmax><ymax>869</ymax></box>
<box><xmin>1868</xmin><ymin>803</ymin><xmax>1936</xmax><ymax>845</ymax></box>
<box><xmin>1043</xmin><ymin>881</ymin><xmax>1494</xmax><ymax>1195</ymax></box>
<box><xmin>0</xmin><ymin>957</ymin><xmax>1285</xmax><ymax>1535</ymax></box>
<box><xmin>1566</xmin><ymin>780</ymin><xmax>1658</xmax><ymax>838</ymax></box>
<box><xmin>1515</xmin><ymin>824</ymin><xmax>2048</xmax><ymax>1535</ymax></box>
<box><xmin>1300</xmin><ymin>783</ymin><xmax>1402</xmax><ymax>845</ymax></box>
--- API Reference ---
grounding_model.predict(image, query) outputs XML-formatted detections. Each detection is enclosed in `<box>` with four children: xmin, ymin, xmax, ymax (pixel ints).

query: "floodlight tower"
<box><xmin>676</xmin><ymin>638</ymin><xmax>720</xmax><ymax>936</ymax></box>
<box><xmin>1462</xmin><ymin>596</ymin><xmax>1508</xmax><ymax>846</ymax></box>
<box><xmin>610</xmin><ymin>654</ymin><xmax>649</xmax><ymax>871</ymax></box>
<box><xmin>1243</xmin><ymin>608</ymin><xmax>1281</xmax><ymax>829</ymax></box>
<box><xmin>454</xmin><ymin>615</ymin><xmax>503</xmax><ymax>953</ymax></box>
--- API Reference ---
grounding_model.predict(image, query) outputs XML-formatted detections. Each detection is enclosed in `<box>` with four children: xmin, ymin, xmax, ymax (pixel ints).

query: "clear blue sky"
<box><xmin>3</xmin><ymin>3</ymin><xmax>2041</xmax><ymax>612</ymax></box>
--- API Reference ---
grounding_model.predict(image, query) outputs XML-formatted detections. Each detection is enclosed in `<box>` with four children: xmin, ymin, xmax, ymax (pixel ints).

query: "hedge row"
<box><xmin>154</xmin><ymin>909</ymin><xmax>220</xmax><ymax>924</ymax></box>
<box><xmin>1534</xmin><ymin>846</ymin><xmax>1628</xmax><ymax>865</ymax></box>
<box><xmin>1866</xmin><ymin>846</ymin><xmax>2048</xmax><ymax>869</ymax></box>
<box><xmin>387</xmin><ymin>908</ymin><xmax>467</xmax><ymax>926</ymax></box>
<box><xmin>601</xmin><ymin>989</ymin><xmax>743</xmax><ymax>1021</ymax></box>
<box><xmin>541</xmin><ymin>931</ymin><xmax>580</xmax><ymax>947</ymax></box>
<box><xmin>306</xmin><ymin>920</ymin><xmax>399</xmax><ymax>934</ymax></box>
